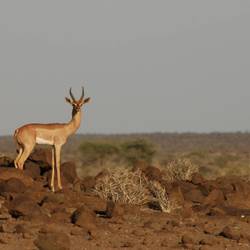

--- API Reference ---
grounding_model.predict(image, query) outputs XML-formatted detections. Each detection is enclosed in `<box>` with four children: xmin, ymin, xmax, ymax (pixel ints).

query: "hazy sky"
<box><xmin>0</xmin><ymin>1</ymin><xmax>250</xmax><ymax>135</ymax></box>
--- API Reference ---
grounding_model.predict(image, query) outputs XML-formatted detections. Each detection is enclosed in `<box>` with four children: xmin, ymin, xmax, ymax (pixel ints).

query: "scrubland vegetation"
<box><xmin>1</xmin><ymin>133</ymin><xmax>250</xmax><ymax>249</ymax></box>
<box><xmin>69</xmin><ymin>133</ymin><xmax>250</xmax><ymax>180</ymax></box>
<box><xmin>2</xmin><ymin>133</ymin><xmax>250</xmax><ymax>180</ymax></box>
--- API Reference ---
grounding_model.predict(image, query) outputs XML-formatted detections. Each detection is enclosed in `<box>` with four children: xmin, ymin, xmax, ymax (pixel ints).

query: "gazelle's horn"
<box><xmin>80</xmin><ymin>86</ymin><xmax>85</xmax><ymax>101</ymax></box>
<box><xmin>69</xmin><ymin>88</ymin><xmax>76</xmax><ymax>102</ymax></box>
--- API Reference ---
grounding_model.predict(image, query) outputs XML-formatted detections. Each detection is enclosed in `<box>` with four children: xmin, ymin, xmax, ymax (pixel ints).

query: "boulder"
<box><xmin>0</xmin><ymin>178</ymin><xmax>26</xmax><ymax>194</ymax></box>
<box><xmin>0</xmin><ymin>156</ymin><xmax>14</xmax><ymax>168</ymax></box>
<box><xmin>0</xmin><ymin>168</ymin><xmax>34</xmax><ymax>187</ymax></box>
<box><xmin>183</xmin><ymin>188</ymin><xmax>205</xmax><ymax>204</ymax></box>
<box><xmin>34</xmin><ymin>232</ymin><xmax>70</xmax><ymax>250</ymax></box>
<box><xmin>98</xmin><ymin>200</ymin><xmax>125</xmax><ymax>218</ymax></box>
<box><xmin>81</xmin><ymin>176</ymin><xmax>96</xmax><ymax>192</ymax></box>
<box><xmin>61</xmin><ymin>161</ymin><xmax>78</xmax><ymax>184</ymax></box>
<box><xmin>41</xmin><ymin>193</ymin><xmax>65</xmax><ymax>205</ymax></box>
<box><xmin>29</xmin><ymin>148</ymin><xmax>52</xmax><ymax>166</ymax></box>
<box><xmin>8</xmin><ymin>194</ymin><xmax>49</xmax><ymax>221</ymax></box>
<box><xmin>219</xmin><ymin>226</ymin><xmax>240</xmax><ymax>241</ymax></box>
<box><xmin>71</xmin><ymin>205</ymin><xmax>97</xmax><ymax>231</ymax></box>
<box><xmin>181</xmin><ymin>234</ymin><xmax>196</xmax><ymax>245</ymax></box>
<box><xmin>50</xmin><ymin>211</ymin><xmax>71</xmax><ymax>223</ymax></box>
<box><xmin>191</xmin><ymin>173</ymin><xmax>205</xmax><ymax>185</ymax></box>
<box><xmin>23</xmin><ymin>161</ymin><xmax>41</xmax><ymax>180</ymax></box>
<box><xmin>203</xmin><ymin>189</ymin><xmax>225</xmax><ymax>207</ymax></box>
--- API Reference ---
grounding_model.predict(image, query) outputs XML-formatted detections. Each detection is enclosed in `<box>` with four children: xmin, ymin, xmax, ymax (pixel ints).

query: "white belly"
<box><xmin>36</xmin><ymin>137</ymin><xmax>53</xmax><ymax>145</ymax></box>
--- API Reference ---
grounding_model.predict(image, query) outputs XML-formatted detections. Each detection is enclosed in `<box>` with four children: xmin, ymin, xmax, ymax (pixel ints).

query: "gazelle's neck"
<box><xmin>67</xmin><ymin>109</ymin><xmax>82</xmax><ymax>135</ymax></box>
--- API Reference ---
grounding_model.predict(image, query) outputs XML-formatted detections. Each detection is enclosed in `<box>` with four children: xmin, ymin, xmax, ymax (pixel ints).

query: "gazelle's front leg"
<box><xmin>51</xmin><ymin>146</ymin><xmax>55</xmax><ymax>192</ymax></box>
<box><xmin>55</xmin><ymin>145</ymin><xmax>63</xmax><ymax>190</ymax></box>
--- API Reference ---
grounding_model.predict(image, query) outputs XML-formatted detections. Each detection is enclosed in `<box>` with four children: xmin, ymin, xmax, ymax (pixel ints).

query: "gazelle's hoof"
<box><xmin>55</xmin><ymin>189</ymin><xmax>63</xmax><ymax>193</ymax></box>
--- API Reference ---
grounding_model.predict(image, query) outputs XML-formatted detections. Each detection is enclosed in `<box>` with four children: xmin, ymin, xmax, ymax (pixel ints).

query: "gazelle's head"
<box><xmin>65</xmin><ymin>87</ymin><xmax>91</xmax><ymax>114</ymax></box>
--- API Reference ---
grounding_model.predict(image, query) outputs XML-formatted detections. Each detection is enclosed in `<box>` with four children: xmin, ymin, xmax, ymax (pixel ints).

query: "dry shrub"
<box><xmin>94</xmin><ymin>167</ymin><xmax>179</xmax><ymax>213</ymax></box>
<box><xmin>95</xmin><ymin>168</ymin><xmax>150</xmax><ymax>205</ymax></box>
<box><xmin>164</xmin><ymin>158</ymin><xmax>199</xmax><ymax>183</ymax></box>
<box><xmin>147</xmin><ymin>181</ymin><xmax>173</xmax><ymax>213</ymax></box>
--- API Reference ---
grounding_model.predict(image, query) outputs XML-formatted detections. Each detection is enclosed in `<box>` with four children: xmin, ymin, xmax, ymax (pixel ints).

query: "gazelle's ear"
<box><xmin>65</xmin><ymin>97</ymin><xmax>72</xmax><ymax>104</ymax></box>
<box><xmin>84</xmin><ymin>97</ymin><xmax>91</xmax><ymax>104</ymax></box>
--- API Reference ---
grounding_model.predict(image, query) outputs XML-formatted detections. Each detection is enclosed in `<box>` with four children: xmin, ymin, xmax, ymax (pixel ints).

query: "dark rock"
<box><xmin>0</xmin><ymin>168</ymin><xmax>34</xmax><ymax>186</ymax></box>
<box><xmin>70</xmin><ymin>227</ymin><xmax>92</xmax><ymax>240</ymax></box>
<box><xmin>148</xmin><ymin>200</ymin><xmax>162</xmax><ymax>211</ymax></box>
<box><xmin>178</xmin><ymin>181</ymin><xmax>197</xmax><ymax>194</ymax></box>
<box><xmin>29</xmin><ymin>148</ymin><xmax>52</xmax><ymax>166</ymax></box>
<box><xmin>191</xmin><ymin>173</ymin><xmax>204</xmax><ymax>185</ymax></box>
<box><xmin>34</xmin><ymin>232</ymin><xmax>70</xmax><ymax>250</ymax></box>
<box><xmin>104</xmin><ymin>200</ymin><xmax>115</xmax><ymax>218</ymax></box>
<box><xmin>97</xmin><ymin>200</ymin><xmax>125</xmax><ymax>218</ymax></box>
<box><xmin>15</xmin><ymin>224</ymin><xmax>32</xmax><ymax>234</ymax></box>
<box><xmin>71</xmin><ymin>205</ymin><xmax>96</xmax><ymax>231</ymax></box>
<box><xmin>181</xmin><ymin>234</ymin><xmax>195</xmax><ymax>244</ymax></box>
<box><xmin>206</xmin><ymin>207</ymin><xmax>226</xmax><ymax>216</ymax></box>
<box><xmin>61</xmin><ymin>161</ymin><xmax>78</xmax><ymax>184</ymax></box>
<box><xmin>0</xmin><ymin>156</ymin><xmax>14</xmax><ymax>168</ymax></box>
<box><xmin>40</xmin><ymin>193</ymin><xmax>65</xmax><ymax>205</ymax></box>
<box><xmin>81</xmin><ymin>176</ymin><xmax>96</xmax><ymax>192</ymax></box>
<box><xmin>203</xmin><ymin>221</ymin><xmax>224</xmax><ymax>235</ymax></box>
<box><xmin>219</xmin><ymin>226</ymin><xmax>240</xmax><ymax>241</ymax></box>
<box><xmin>184</xmin><ymin>188</ymin><xmax>205</xmax><ymax>203</ymax></box>
<box><xmin>24</xmin><ymin>161</ymin><xmax>41</xmax><ymax>179</ymax></box>
<box><xmin>0</xmin><ymin>178</ymin><xmax>26</xmax><ymax>194</ymax></box>
<box><xmin>50</xmin><ymin>211</ymin><xmax>71</xmax><ymax>223</ymax></box>
<box><xmin>199</xmin><ymin>237</ymin><xmax>215</xmax><ymax>246</ymax></box>
<box><xmin>9</xmin><ymin>194</ymin><xmax>49</xmax><ymax>221</ymax></box>
<box><xmin>204</xmin><ymin>189</ymin><xmax>225</xmax><ymax>206</ymax></box>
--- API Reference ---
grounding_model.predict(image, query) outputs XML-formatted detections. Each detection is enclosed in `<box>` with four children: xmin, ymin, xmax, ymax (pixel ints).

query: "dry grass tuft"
<box><xmin>164</xmin><ymin>158</ymin><xmax>199</xmax><ymax>183</ymax></box>
<box><xmin>94</xmin><ymin>167</ymin><xmax>181</xmax><ymax>213</ymax></box>
<box><xmin>147</xmin><ymin>181</ymin><xmax>173</xmax><ymax>213</ymax></box>
<box><xmin>95</xmin><ymin>168</ymin><xmax>150</xmax><ymax>205</ymax></box>
<box><xmin>94</xmin><ymin>158</ymin><xmax>199</xmax><ymax>212</ymax></box>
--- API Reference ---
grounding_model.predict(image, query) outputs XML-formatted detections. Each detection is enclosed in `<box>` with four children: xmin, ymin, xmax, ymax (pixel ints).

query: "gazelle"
<box><xmin>14</xmin><ymin>87</ymin><xmax>91</xmax><ymax>192</ymax></box>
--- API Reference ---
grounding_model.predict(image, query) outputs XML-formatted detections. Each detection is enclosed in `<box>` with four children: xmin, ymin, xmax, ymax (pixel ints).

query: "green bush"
<box><xmin>79</xmin><ymin>142</ymin><xmax>120</xmax><ymax>165</ymax></box>
<box><xmin>121</xmin><ymin>139</ymin><xmax>155</xmax><ymax>165</ymax></box>
<box><xmin>79</xmin><ymin>139</ymin><xmax>156</xmax><ymax>167</ymax></box>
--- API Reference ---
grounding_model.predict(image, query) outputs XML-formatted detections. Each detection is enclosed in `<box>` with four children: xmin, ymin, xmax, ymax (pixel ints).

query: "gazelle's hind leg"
<box><xmin>17</xmin><ymin>144</ymin><xmax>35</xmax><ymax>170</ymax></box>
<box><xmin>14</xmin><ymin>146</ymin><xmax>23</xmax><ymax>169</ymax></box>
<box><xmin>51</xmin><ymin>146</ymin><xmax>55</xmax><ymax>192</ymax></box>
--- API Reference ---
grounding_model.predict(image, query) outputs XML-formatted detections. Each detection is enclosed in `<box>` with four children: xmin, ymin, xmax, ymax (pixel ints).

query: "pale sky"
<box><xmin>0</xmin><ymin>1</ymin><xmax>250</xmax><ymax>135</ymax></box>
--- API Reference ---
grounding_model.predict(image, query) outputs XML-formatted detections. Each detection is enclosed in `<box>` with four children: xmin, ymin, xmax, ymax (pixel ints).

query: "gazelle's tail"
<box><xmin>13</xmin><ymin>129</ymin><xmax>21</xmax><ymax>148</ymax></box>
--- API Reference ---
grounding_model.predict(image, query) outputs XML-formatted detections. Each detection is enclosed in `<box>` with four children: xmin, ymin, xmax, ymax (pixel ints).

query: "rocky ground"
<box><xmin>0</xmin><ymin>150</ymin><xmax>250</xmax><ymax>249</ymax></box>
